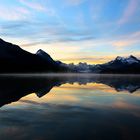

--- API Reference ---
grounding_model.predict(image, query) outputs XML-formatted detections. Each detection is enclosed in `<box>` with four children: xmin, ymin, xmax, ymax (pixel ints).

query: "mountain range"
<box><xmin>91</xmin><ymin>55</ymin><xmax>140</xmax><ymax>74</ymax></box>
<box><xmin>0</xmin><ymin>38</ymin><xmax>140</xmax><ymax>74</ymax></box>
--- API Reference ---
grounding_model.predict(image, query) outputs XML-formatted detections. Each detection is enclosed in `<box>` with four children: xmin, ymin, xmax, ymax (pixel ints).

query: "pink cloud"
<box><xmin>0</xmin><ymin>5</ymin><xmax>30</xmax><ymax>21</ymax></box>
<box><xmin>118</xmin><ymin>0</ymin><xmax>138</xmax><ymax>25</ymax></box>
<box><xmin>19</xmin><ymin>0</ymin><xmax>46</xmax><ymax>11</ymax></box>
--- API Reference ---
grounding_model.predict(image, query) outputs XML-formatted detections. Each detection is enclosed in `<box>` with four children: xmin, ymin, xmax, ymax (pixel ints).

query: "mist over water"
<box><xmin>0</xmin><ymin>74</ymin><xmax>140</xmax><ymax>140</ymax></box>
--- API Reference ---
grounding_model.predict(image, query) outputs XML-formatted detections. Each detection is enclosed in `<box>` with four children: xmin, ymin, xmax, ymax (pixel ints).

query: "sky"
<box><xmin>0</xmin><ymin>0</ymin><xmax>140</xmax><ymax>64</ymax></box>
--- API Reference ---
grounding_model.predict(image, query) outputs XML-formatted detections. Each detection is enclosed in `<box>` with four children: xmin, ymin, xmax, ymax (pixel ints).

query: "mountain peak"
<box><xmin>114</xmin><ymin>55</ymin><xmax>139</xmax><ymax>64</ymax></box>
<box><xmin>36</xmin><ymin>49</ymin><xmax>51</xmax><ymax>58</ymax></box>
<box><xmin>36</xmin><ymin>49</ymin><xmax>55</xmax><ymax>62</ymax></box>
<box><xmin>115</xmin><ymin>56</ymin><xmax>125</xmax><ymax>61</ymax></box>
<box><xmin>128</xmin><ymin>55</ymin><xmax>137</xmax><ymax>60</ymax></box>
<box><xmin>36</xmin><ymin>49</ymin><xmax>46</xmax><ymax>54</ymax></box>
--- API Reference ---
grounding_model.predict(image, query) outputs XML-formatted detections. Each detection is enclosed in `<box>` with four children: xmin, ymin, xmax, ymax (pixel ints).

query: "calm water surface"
<box><xmin>0</xmin><ymin>74</ymin><xmax>140</xmax><ymax>140</ymax></box>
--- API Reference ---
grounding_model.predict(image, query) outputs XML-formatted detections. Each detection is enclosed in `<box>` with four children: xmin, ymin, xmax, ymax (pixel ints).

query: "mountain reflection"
<box><xmin>0</xmin><ymin>74</ymin><xmax>140</xmax><ymax>107</ymax></box>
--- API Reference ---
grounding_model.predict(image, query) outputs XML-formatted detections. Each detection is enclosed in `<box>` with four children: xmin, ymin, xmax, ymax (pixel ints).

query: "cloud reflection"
<box><xmin>0</xmin><ymin>74</ymin><xmax>139</xmax><ymax>108</ymax></box>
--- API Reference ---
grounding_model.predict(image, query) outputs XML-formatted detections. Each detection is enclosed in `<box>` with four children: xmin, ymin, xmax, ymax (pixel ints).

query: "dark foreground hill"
<box><xmin>0</xmin><ymin>38</ymin><xmax>67</xmax><ymax>73</ymax></box>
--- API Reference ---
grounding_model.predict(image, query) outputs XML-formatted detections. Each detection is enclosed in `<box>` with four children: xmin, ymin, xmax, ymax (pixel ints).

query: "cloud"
<box><xmin>59</xmin><ymin>56</ymin><xmax>112</xmax><ymax>64</ymax></box>
<box><xmin>20</xmin><ymin>100</ymin><xmax>41</xmax><ymax>105</ymax></box>
<box><xmin>15</xmin><ymin>24</ymin><xmax>95</xmax><ymax>46</ymax></box>
<box><xmin>0</xmin><ymin>5</ymin><xmax>30</xmax><ymax>21</ymax></box>
<box><xmin>19</xmin><ymin>0</ymin><xmax>46</xmax><ymax>11</ymax></box>
<box><xmin>65</xmin><ymin>0</ymin><xmax>86</xmax><ymax>6</ymax></box>
<box><xmin>111</xmin><ymin>40</ymin><xmax>138</xmax><ymax>48</ymax></box>
<box><xmin>19</xmin><ymin>0</ymin><xmax>55</xmax><ymax>15</ymax></box>
<box><xmin>89</xmin><ymin>0</ymin><xmax>107</xmax><ymax>21</ymax></box>
<box><xmin>111</xmin><ymin>31</ymin><xmax>140</xmax><ymax>48</ymax></box>
<box><xmin>118</xmin><ymin>0</ymin><xmax>138</xmax><ymax>25</ymax></box>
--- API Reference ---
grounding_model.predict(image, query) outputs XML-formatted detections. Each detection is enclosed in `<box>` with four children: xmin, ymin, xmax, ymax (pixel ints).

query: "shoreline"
<box><xmin>0</xmin><ymin>73</ymin><xmax>140</xmax><ymax>77</ymax></box>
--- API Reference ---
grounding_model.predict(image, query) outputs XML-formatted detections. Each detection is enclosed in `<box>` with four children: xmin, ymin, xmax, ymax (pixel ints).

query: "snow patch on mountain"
<box><xmin>115</xmin><ymin>55</ymin><xmax>139</xmax><ymax>64</ymax></box>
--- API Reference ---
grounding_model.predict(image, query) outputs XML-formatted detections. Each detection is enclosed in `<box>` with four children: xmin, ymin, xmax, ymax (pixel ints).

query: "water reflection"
<box><xmin>0</xmin><ymin>74</ymin><xmax>140</xmax><ymax>140</ymax></box>
<box><xmin>0</xmin><ymin>74</ymin><xmax>140</xmax><ymax>107</ymax></box>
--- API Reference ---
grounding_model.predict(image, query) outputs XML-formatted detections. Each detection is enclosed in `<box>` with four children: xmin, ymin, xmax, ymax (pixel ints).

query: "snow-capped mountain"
<box><xmin>92</xmin><ymin>55</ymin><xmax>140</xmax><ymax>74</ymax></box>
<box><xmin>112</xmin><ymin>55</ymin><xmax>140</xmax><ymax>64</ymax></box>
<box><xmin>64</xmin><ymin>55</ymin><xmax>140</xmax><ymax>74</ymax></box>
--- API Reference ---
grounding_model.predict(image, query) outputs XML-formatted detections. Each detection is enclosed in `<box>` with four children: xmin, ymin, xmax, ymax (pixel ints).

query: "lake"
<box><xmin>0</xmin><ymin>74</ymin><xmax>140</xmax><ymax>140</ymax></box>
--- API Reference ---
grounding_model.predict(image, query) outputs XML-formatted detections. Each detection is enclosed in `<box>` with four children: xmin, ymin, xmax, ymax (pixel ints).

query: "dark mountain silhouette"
<box><xmin>0</xmin><ymin>74</ymin><xmax>139</xmax><ymax>107</ymax></box>
<box><xmin>0</xmin><ymin>38</ymin><xmax>67</xmax><ymax>73</ymax></box>
<box><xmin>92</xmin><ymin>55</ymin><xmax>140</xmax><ymax>74</ymax></box>
<box><xmin>36</xmin><ymin>49</ymin><xmax>56</xmax><ymax>63</ymax></box>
